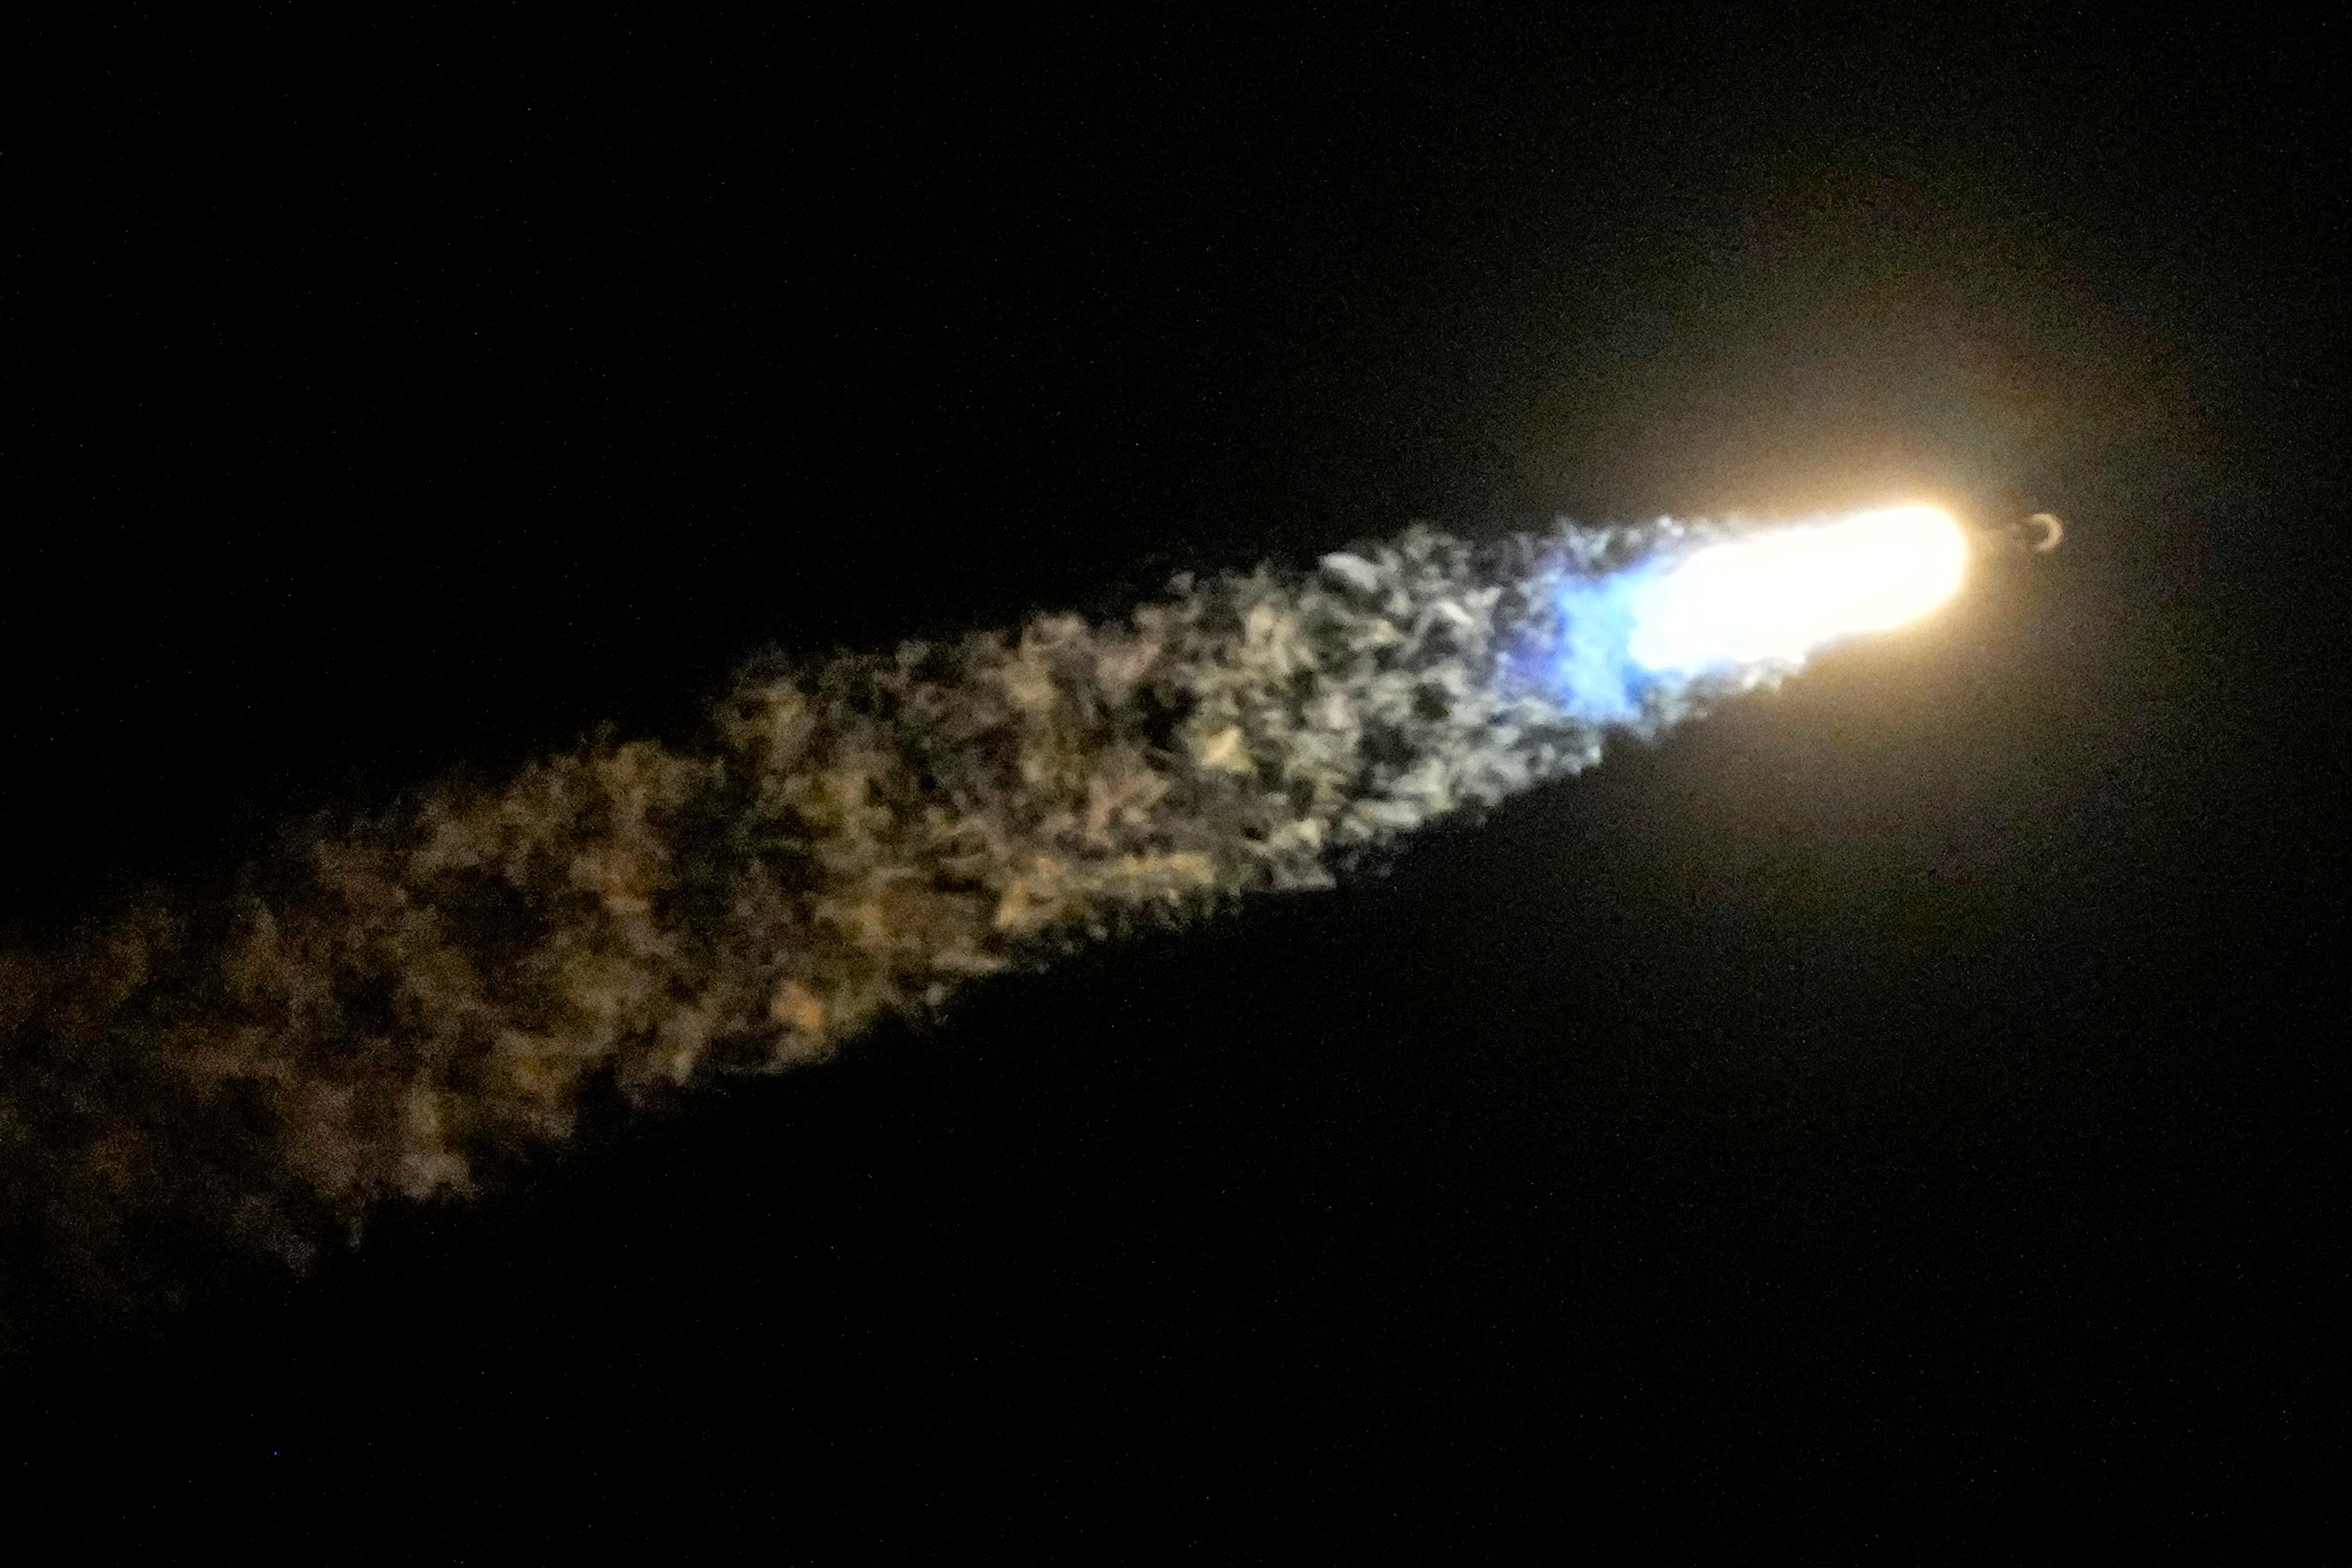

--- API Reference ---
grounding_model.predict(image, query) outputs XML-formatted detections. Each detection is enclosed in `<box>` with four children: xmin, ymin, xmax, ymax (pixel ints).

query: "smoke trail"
<box><xmin>0</xmin><ymin>510</ymin><xmax>1962</xmax><ymax>1326</ymax></box>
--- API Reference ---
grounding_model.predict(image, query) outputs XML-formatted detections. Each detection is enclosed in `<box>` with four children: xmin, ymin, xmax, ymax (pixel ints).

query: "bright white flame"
<box><xmin>1627</xmin><ymin>504</ymin><xmax>1969</xmax><ymax>674</ymax></box>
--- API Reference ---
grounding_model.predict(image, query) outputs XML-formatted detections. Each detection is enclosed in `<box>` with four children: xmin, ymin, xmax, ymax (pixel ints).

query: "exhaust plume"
<box><xmin>0</xmin><ymin>507</ymin><xmax>1964</xmax><ymax>1323</ymax></box>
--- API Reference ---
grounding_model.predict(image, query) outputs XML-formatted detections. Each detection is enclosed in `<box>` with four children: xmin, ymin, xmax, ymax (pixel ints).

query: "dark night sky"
<box><xmin>9</xmin><ymin>7</ymin><xmax>2345</xmax><ymax>1554</ymax></box>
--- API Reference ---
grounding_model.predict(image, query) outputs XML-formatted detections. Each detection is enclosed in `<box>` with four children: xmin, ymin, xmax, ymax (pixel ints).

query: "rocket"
<box><xmin>1980</xmin><ymin>510</ymin><xmax>2066</xmax><ymax>555</ymax></box>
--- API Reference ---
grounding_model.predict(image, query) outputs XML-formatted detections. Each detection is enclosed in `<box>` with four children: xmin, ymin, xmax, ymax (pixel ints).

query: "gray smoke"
<box><xmin>0</xmin><ymin>520</ymin><xmax>1770</xmax><ymax>1328</ymax></box>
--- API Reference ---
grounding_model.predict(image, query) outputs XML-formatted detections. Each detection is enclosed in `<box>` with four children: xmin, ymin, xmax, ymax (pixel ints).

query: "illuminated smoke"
<box><xmin>0</xmin><ymin>508</ymin><xmax>1964</xmax><ymax>1320</ymax></box>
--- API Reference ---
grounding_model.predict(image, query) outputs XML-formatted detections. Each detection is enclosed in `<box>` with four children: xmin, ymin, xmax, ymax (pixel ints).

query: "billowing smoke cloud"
<box><xmin>0</xmin><ymin>512</ymin><xmax>1960</xmax><ymax>1329</ymax></box>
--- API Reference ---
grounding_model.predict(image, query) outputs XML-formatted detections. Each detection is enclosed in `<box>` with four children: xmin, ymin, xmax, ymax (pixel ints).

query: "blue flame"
<box><xmin>1515</xmin><ymin>504</ymin><xmax>1970</xmax><ymax>724</ymax></box>
<box><xmin>1516</xmin><ymin>558</ymin><xmax>1675</xmax><ymax>724</ymax></box>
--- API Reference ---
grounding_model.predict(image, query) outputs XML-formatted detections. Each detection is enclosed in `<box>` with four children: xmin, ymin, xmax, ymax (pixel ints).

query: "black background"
<box><xmin>9</xmin><ymin>6</ymin><xmax>2344</xmax><ymax>1555</ymax></box>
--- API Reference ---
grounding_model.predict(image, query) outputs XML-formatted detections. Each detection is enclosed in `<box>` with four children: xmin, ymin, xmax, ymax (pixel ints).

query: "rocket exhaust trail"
<box><xmin>0</xmin><ymin>506</ymin><xmax>1968</xmax><ymax>1323</ymax></box>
